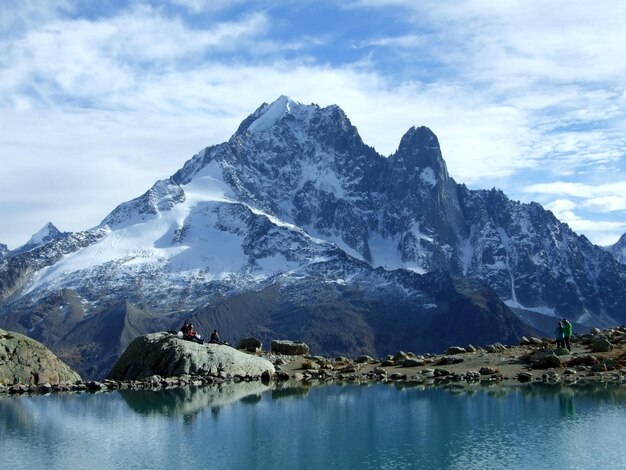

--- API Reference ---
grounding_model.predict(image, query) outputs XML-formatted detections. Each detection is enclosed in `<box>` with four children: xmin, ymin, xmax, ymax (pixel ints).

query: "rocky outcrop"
<box><xmin>107</xmin><ymin>332</ymin><xmax>275</xmax><ymax>381</ymax></box>
<box><xmin>0</xmin><ymin>328</ymin><xmax>81</xmax><ymax>385</ymax></box>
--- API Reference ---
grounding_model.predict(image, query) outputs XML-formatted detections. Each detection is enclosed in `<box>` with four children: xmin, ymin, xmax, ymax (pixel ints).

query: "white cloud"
<box><xmin>0</xmin><ymin>6</ymin><xmax>269</xmax><ymax>107</ymax></box>
<box><xmin>583</xmin><ymin>196</ymin><xmax>626</xmax><ymax>213</ymax></box>
<box><xmin>169</xmin><ymin>0</ymin><xmax>250</xmax><ymax>13</ymax></box>
<box><xmin>1</xmin><ymin>1</ymin><xmax>625</xmax><ymax>250</ymax></box>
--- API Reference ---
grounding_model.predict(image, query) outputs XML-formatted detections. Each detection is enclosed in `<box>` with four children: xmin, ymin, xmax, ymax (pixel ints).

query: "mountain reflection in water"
<box><xmin>2</xmin><ymin>383</ymin><xmax>626</xmax><ymax>469</ymax></box>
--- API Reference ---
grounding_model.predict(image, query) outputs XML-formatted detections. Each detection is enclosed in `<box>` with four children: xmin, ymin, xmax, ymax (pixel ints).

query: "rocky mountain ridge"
<box><xmin>1</xmin><ymin>96</ymin><xmax>625</xmax><ymax>379</ymax></box>
<box><xmin>608</xmin><ymin>232</ymin><xmax>626</xmax><ymax>265</ymax></box>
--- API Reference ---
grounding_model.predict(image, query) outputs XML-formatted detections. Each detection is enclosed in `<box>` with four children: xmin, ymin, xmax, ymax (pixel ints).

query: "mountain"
<box><xmin>13</xmin><ymin>222</ymin><xmax>66</xmax><ymax>255</ymax></box>
<box><xmin>0</xmin><ymin>243</ymin><xmax>8</xmax><ymax>258</ymax></box>
<box><xmin>1</xmin><ymin>96</ymin><xmax>624</xmax><ymax>378</ymax></box>
<box><xmin>608</xmin><ymin>233</ymin><xmax>626</xmax><ymax>265</ymax></box>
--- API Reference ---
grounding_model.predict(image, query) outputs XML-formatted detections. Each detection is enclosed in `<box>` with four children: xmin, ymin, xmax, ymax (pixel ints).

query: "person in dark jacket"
<box><xmin>209</xmin><ymin>330</ymin><xmax>221</xmax><ymax>344</ymax></box>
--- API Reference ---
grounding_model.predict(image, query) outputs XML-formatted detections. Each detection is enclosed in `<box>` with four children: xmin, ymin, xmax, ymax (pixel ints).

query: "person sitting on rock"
<box><xmin>186</xmin><ymin>323</ymin><xmax>204</xmax><ymax>344</ymax></box>
<box><xmin>180</xmin><ymin>321</ymin><xmax>190</xmax><ymax>336</ymax></box>
<box><xmin>209</xmin><ymin>329</ymin><xmax>221</xmax><ymax>344</ymax></box>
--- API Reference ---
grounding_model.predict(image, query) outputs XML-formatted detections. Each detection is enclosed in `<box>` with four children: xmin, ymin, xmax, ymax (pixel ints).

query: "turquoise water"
<box><xmin>2</xmin><ymin>383</ymin><xmax>626</xmax><ymax>469</ymax></box>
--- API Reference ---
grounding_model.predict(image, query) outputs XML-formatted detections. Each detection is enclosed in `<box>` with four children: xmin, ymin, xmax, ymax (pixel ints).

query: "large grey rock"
<box><xmin>590</xmin><ymin>335</ymin><xmax>613</xmax><ymax>353</ymax></box>
<box><xmin>107</xmin><ymin>332</ymin><xmax>275</xmax><ymax>380</ymax></box>
<box><xmin>270</xmin><ymin>340</ymin><xmax>309</xmax><ymax>356</ymax></box>
<box><xmin>531</xmin><ymin>350</ymin><xmax>563</xmax><ymax>369</ymax></box>
<box><xmin>0</xmin><ymin>328</ymin><xmax>81</xmax><ymax>385</ymax></box>
<box><xmin>446</xmin><ymin>346</ymin><xmax>466</xmax><ymax>355</ymax></box>
<box><xmin>237</xmin><ymin>337</ymin><xmax>263</xmax><ymax>352</ymax></box>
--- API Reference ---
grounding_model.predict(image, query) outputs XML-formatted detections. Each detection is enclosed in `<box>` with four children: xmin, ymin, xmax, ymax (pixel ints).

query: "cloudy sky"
<box><xmin>1</xmin><ymin>0</ymin><xmax>625</xmax><ymax>249</ymax></box>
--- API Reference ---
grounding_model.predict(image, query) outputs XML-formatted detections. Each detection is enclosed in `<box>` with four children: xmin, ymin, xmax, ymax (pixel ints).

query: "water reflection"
<box><xmin>119</xmin><ymin>381</ymin><xmax>271</xmax><ymax>417</ymax></box>
<box><xmin>2</xmin><ymin>383</ymin><xmax>626</xmax><ymax>469</ymax></box>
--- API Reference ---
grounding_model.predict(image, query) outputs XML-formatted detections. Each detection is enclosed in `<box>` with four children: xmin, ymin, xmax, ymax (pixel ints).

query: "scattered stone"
<box><xmin>436</xmin><ymin>356</ymin><xmax>464</xmax><ymax>365</ymax></box>
<box><xmin>236</xmin><ymin>337</ymin><xmax>262</xmax><ymax>353</ymax></box>
<box><xmin>590</xmin><ymin>336</ymin><xmax>613</xmax><ymax>353</ymax></box>
<box><xmin>393</xmin><ymin>351</ymin><xmax>409</xmax><ymax>362</ymax></box>
<box><xmin>271</xmin><ymin>340</ymin><xmax>310</xmax><ymax>356</ymax></box>
<box><xmin>554</xmin><ymin>347</ymin><xmax>572</xmax><ymax>356</ymax></box>
<box><xmin>530</xmin><ymin>350</ymin><xmax>563</xmax><ymax>369</ymax></box>
<box><xmin>465</xmin><ymin>345</ymin><xmax>477</xmax><ymax>353</ymax></box>
<box><xmin>517</xmin><ymin>372</ymin><xmax>533</xmax><ymax>382</ymax></box>
<box><xmin>486</xmin><ymin>343</ymin><xmax>506</xmax><ymax>353</ymax></box>
<box><xmin>566</xmin><ymin>355</ymin><xmax>599</xmax><ymax>367</ymax></box>
<box><xmin>479</xmin><ymin>367</ymin><xmax>497</xmax><ymax>375</ymax></box>
<box><xmin>401</xmin><ymin>358</ymin><xmax>425</xmax><ymax>367</ymax></box>
<box><xmin>389</xmin><ymin>373</ymin><xmax>407</xmax><ymax>381</ymax></box>
<box><xmin>355</xmin><ymin>355</ymin><xmax>375</xmax><ymax>364</ymax></box>
<box><xmin>446</xmin><ymin>346</ymin><xmax>466</xmax><ymax>355</ymax></box>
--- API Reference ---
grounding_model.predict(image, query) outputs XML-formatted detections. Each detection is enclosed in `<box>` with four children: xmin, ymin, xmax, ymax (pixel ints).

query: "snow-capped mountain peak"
<box><xmin>247</xmin><ymin>95</ymin><xmax>303</xmax><ymax>133</ymax></box>
<box><xmin>14</xmin><ymin>222</ymin><xmax>65</xmax><ymax>254</ymax></box>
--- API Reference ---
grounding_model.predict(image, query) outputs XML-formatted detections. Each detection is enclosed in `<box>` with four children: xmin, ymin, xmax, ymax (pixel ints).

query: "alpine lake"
<box><xmin>2</xmin><ymin>381</ymin><xmax>626</xmax><ymax>469</ymax></box>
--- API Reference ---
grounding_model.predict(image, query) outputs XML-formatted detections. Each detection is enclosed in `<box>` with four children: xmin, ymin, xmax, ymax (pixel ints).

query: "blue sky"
<box><xmin>1</xmin><ymin>0</ymin><xmax>625</xmax><ymax>248</ymax></box>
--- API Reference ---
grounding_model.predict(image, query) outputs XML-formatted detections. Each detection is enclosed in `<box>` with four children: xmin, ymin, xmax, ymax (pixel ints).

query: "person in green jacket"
<box><xmin>555</xmin><ymin>322</ymin><xmax>565</xmax><ymax>349</ymax></box>
<box><xmin>562</xmin><ymin>318</ymin><xmax>573</xmax><ymax>351</ymax></box>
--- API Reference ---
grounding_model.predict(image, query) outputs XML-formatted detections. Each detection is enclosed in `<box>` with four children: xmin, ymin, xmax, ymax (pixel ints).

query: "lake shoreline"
<box><xmin>2</xmin><ymin>326</ymin><xmax>625</xmax><ymax>398</ymax></box>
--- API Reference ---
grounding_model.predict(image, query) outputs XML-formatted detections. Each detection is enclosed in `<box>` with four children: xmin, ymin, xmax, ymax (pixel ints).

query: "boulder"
<box><xmin>554</xmin><ymin>347</ymin><xmax>572</xmax><ymax>356</ymax></box>
<box><xmin>590</xmin><ymin>335</ymin><xmax>613</xmax><ymax>353</ymax></box>
<box><xmin>446</xmin><ymin>346</ymin><xmax>466</xmax><ymax>355</ymax></box>
<box><xmin>0</xmin><ymin>328</ymin><xmax>81</xmax><ymax>385</ymax></box>
<box><xmin>401</xmin><ymin>358</ymin><xmax>425</xmax><ymax>367</ymax></box>
<box><xmin>271</xmin><ymin>340</ymin><xmax>309</xmax><ymax>356</ymax></box>
<box><xmin>530</xmin><ymin>350</ymin><xmax>563</xmax><ymax>369</ymax></box>
<box><xmin>479</xmin><ymin>367</ymin><xmax>498</xmax><ymax>375</ymax></box>
<box><xmin>237</xmin><ymin>337</ymin><xmax>263</xmax><ymax>352</ymax></box>
<box><xmin>486</xmin><ymin>343</ymin><xmax>506</xmax><ymax>353</ymax></box>
<box><xmin>107</xmin><ymin>332</ymin><xmax>275</xmax><ymax>380</ymax></box>
<box><xmin>393</xmin><ymin>351</ymin><xmax>409</xmax><ymax>362</ymax></box>
<box><xmin>355</xmin><ymin>355</ymin><xmax>375</xmax><ymax>364</ymax></box>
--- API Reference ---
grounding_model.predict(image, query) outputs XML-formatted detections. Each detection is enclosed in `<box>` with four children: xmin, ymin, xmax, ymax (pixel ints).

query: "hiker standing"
<box><xmin>562</xmin><ymin>318</ymin><xmax>573</xmax><ymax>351</ymax></box>
<box><xmin>555</xmin><ymin>322</ymin><xmax>565</xmax><ymax>349</ymax></box>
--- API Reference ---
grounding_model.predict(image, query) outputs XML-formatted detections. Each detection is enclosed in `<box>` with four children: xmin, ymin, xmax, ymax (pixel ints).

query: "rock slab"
<box><xmin>107</xmin><ymin>332</ymin><xmax>275</xmax><ymax>380</ymax></box>
<box><xmin>271</xmin><ymin>340</ymin><xmax>310</xmax><ymax>356</ymax></box>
